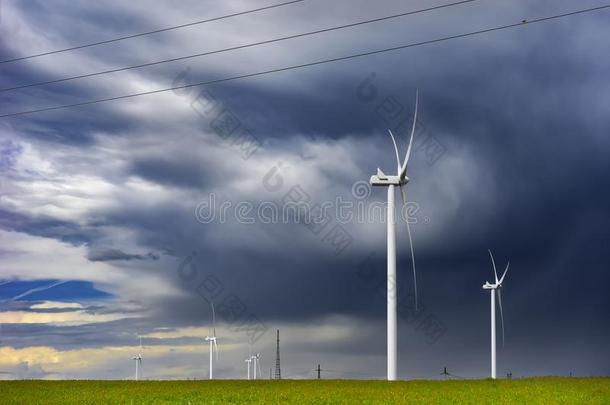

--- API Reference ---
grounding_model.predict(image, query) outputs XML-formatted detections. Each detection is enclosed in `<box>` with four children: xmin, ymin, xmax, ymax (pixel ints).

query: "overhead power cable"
<box><xmin>0</xmin><ymin>0</ymin><xmax>305</xmax><ymax>64</ymax></box>
<box><xmin>0</xmin><ymin>0</ymin><xmax>478</xmax><ymax>92</ymax></box>
<box><xmin>1</xmin><ymin>4</ymin><xmax>608</xmax><ymax>119</ymax></box>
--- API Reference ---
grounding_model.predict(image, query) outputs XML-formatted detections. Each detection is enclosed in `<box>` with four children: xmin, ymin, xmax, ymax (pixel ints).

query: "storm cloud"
<box><xmin>0</xmin><ymin>0</ymin><xmax>609</xmax><ymax>379</ymax></box>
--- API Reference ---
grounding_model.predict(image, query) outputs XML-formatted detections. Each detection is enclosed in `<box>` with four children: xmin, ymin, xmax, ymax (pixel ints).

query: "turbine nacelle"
<box><xmin>370</xmin><ymin>168</ymin><xmax>407</xmax><ymax>186</ymax></box>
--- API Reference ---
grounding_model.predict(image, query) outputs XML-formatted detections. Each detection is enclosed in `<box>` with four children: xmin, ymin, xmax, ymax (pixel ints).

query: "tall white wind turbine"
<box><xmin>204</xmin><ymin>303</ymin><xmax>219</xmax><ymax>379</ymax></box>
<box><xmin>250</xmin><ymin>353</ymin><xmax>261</xmax><ymax>380</ymax></box>
<box><xmin>131</xmin><ymin>336</ymin><xmax>143</xmax><ymax>381</ymax></box>
<box><xmin>369</xmin><ymin>91</ymin><xmax>420</xmax><ymax>381</ymax></box>
<box><xmin>245</xmin><ymin>357</ymin><xmax>252</xmax><ymax>380</ymax></box>
<box><xmin>482</xmin><ymin>249</ymin><xmax>509</xmax><ymax>379</ymax></box>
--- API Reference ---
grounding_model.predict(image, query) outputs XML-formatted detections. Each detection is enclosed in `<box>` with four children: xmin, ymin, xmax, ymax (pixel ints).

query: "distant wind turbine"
<box><xmin>482</xmin><ymin>249</ymin><xmax>509</xmax><ymax>379</ymax></box>
<box><xmin>131</xmin><ymin>336</ymin><xmax>143</xmax><ymax>381</ymax></box>
<box><xmin>204</xmin><ymin>303</ymin><xmax>219</xmax><ymax>379</ymax></box>
<box><xmin>245</xmin><ymin>357</ymin><xmax>252</xmax><ymax>380</ymax></box>
<box><xmin>250</xmin><ymin>353</ymin><xmax>261</xmax><ymax>379</ymax></box>
<box><xmin>369</xmin><ymin>91</ymin><xmax>420</xmax><ymax>380</ymax></box>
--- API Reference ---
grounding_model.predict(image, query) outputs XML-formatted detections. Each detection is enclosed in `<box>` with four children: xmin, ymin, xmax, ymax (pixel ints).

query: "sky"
<box><xmin>0</xmin><ymin>0</ymin><xmax>609</xmax><ymax>380</ymax></box>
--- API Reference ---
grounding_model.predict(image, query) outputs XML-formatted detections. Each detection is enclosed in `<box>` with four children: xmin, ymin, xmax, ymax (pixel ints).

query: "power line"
<box><xmin>0</xmin><ymin>0</ymin><xmax>477</xmax><ymax>93</ymax></box>
<box><xmin>1</xmin><ymin>4</ymin><xmax>608</xmax><ymax>119</ymax></box>
<box><xmin>319</xmin><ymin>369</ymin><xmax>371</xmax><ymax>376</ymax></box>
<box><xmin>0</xmin><ymin>0</ymin><xmax>305</xmax><ymax>64</ymax></box>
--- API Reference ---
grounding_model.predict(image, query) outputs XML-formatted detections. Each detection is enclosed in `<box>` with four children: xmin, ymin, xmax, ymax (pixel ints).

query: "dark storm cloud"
<box><xmin>0</xmin><ymin>209</ymin><xmax>93</xmax><ymax>245</ymax></box>
<box><xmin>87</xmin><ymin>248</ymin><xmax>159</xmax><ymax>262</ymax></box>
<box><xmin>1</xmin><ymin>0</ymin><xmax>609</xmax><ymax>378</ymax></box>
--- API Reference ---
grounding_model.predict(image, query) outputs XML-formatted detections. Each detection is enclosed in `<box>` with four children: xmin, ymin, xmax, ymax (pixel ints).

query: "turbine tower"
<box><xmin>482</xmin><ymin>249</ymin><xmax>509</xmax><ymax>379</ymax></box>
<box><xmin>251</xmin><ymin>353</ymin><xmax>261</xmax><ymax>379</ymax></box>
<box><xmin>369</xmin><ymin>91</ymin><xmax>419</xmax><ymax>381</ymax></box>
<box><xmin>245</xmin><ymin>357</ymin><xmax>252</xmax><ymax>380</ymax></box>
<box><xmin>131</xmin><ymin>336</ymin><xmax>143</xmax><ymax>381</ymax></box>
<box><xmin>204</xmin><ymin>303</ymin><xmax>219</xmax><ymax>379</ymax></box>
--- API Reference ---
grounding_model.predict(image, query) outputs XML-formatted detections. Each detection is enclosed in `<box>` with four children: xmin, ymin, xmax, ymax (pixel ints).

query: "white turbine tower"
<box><xmin>482</xmin><ymin>249</ymin><xmax>509</xmax><ymax>379</ymax></box>
<box><xmin>131</xmin><ymin>336</ymin><xmax>143</xmax><ymax>381</ymax></box>
<box><xmin>369</xmin><ymin>91</ymin><xmax>419</xmax><ymax>381</ymax></box>
<box><xmin>204</xmin><ymin>303</ymin><xmax>219</xmax><ymax>379</ymax></box>
<box><xmin>251</xmin><ymin>353</ymin><xmax>261</xmax><ymax>379</ymax></box>
<box><xmin>245</xmin><ymin>357</ymin><xmax>252</xmax><ymax>380</ymax></box>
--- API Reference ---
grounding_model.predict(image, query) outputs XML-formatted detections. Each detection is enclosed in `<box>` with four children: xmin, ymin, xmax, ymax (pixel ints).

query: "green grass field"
<box><xmin>1</xmin><ymin>378</ymin><xmax>608</xmax><ymax>404</ymax></box>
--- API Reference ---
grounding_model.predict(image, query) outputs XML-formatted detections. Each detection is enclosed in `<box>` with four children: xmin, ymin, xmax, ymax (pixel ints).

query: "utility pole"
<box><xmin>274</xmin><ymin>329</ymin><xmax>281</xmax><ymax>379</ymax></box>
<box><xmin>317</xmin><ymin>364</ymin><xmax>321</xmax><ymax>379</ymax></box>
<box><xmin>440</xmin><ymin>366</ymin><xmax>450</xmax><ymax>379</ymax></box>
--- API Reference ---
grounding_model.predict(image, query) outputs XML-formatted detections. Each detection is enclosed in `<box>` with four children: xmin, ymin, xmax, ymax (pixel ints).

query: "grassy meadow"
<box><xmin>0</xmin><ymin>377</ymin><xmax>608</xmax><ymax>404</ymax></box>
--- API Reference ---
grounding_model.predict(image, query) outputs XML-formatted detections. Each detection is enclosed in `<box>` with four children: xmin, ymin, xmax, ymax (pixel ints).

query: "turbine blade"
<box><xmin>402</xmin><ymin>186</ymin><xmax>418</xmax><ymax>311</ymax></box>
<box><xmin>400</xmin><ymin>90</ymin><xmax>419</xmax><ymax>178</ymax></box>
<box><xmin>388</xmin><ymin>129</ymin><xmax>402</xmax><ymax>174</ymax></box>
<box><xmin>209</xmin><ymin>301</ymin><xmax>217</xmax><ymax>338</ymax></box>
<box><xmin>488</xmin><ymin>249</ymin><xmax>499</xmax><ymax>284</ymax></box>
<box><xmin>497</xmin><ymin>289</ymin><xmax>505</xmax><ymax>348</ymax></box>
<box><xmin>211</xmin><ymin>301</ymin><xmax>216</xmax><ymax>332</ymax></box>
<box><xmin>499</xmin><ymin>262</ymin><xmax>510</xmax><ymax>285</ymax></box>
<box><xmin>214</xmin><ymin>340</ymin><xmax>219</xmax><ymax>360</ymax></box>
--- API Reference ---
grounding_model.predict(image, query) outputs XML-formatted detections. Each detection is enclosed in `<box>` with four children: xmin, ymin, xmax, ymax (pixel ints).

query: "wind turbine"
<box><xmin>250</xmin><ymin>353</ymin><xmax>261</xmax><ymax>380</ymax></box>
<box><xmin>369</xmin><ymin>91</ymin><xmax>419</xmax><ymax>381</ymax></box>
<box><xmin>245</xmin><ymin>357</ymin><xmax>252</xmax><ymax>380</ymax></box>
<box><xmin>482</xmin><ymin>249</ymin><xmax>509</xmax><ymax>379</ymax></box>
<box><xmin>131</xmin><ymin>336</ymin><xmax>143</xmax><ymax>381</ymax></box>
<box><xmin>204</xmin><ymin>303</ymin><xmax>219</xmax><ymax>379</ymax></box>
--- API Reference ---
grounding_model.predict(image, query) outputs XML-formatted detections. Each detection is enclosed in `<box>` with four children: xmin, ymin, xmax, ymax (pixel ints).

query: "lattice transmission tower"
<box><xmin>274</xmin><ymin>329</ymin><xmax>281</xmax><ymax>379</ymax></box>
